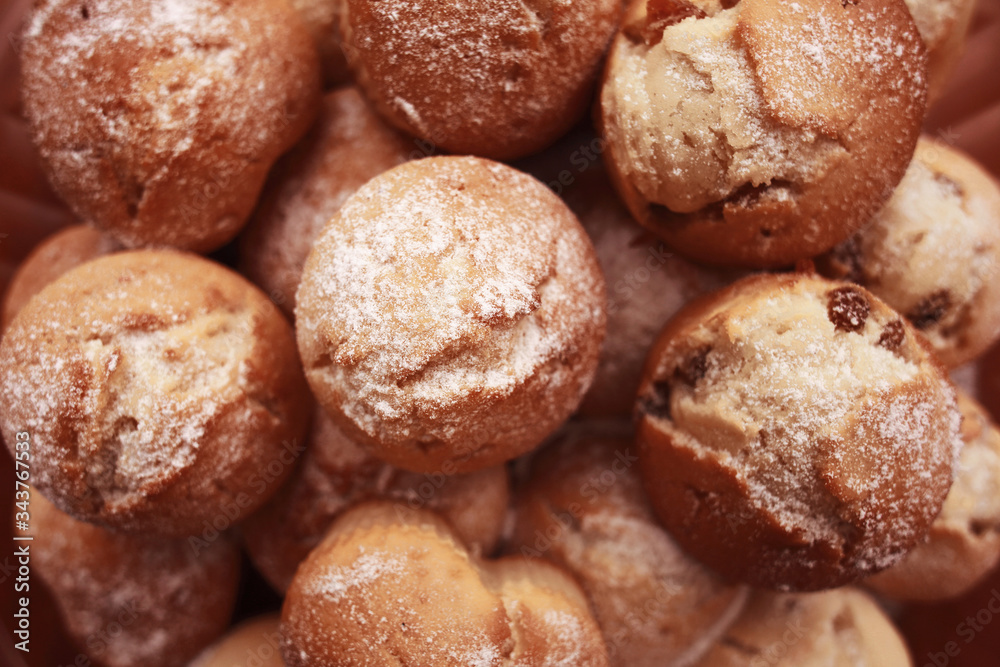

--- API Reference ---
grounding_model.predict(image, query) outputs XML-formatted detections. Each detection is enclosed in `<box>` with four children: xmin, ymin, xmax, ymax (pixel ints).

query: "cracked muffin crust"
<box><xmin>239</xmin><ymin>87</ymin><xmax>415</xmax><ymax>319</ymax></box>
<box><xmin>692</xmin><ymin>588</ymin><xmax>911</xmax><ymax>666</ymax></box>
<box><xmin>510</xmin><ymin>428</ymin><xmax>749</xmax><ymax>667</ymax></box>
<box><xmin>866</xmin><ymin>390</ymin><xmax>1000</xmax><ymax>601</ymax></box>
<box><xmin>295</xmin><ymin>157</ymin><xmax>606</xmax><ymax>474</ymax></box>
<box><xmin>281</xmin><ymin>501</ymin><xmax>610</xmax><ymax>667</ymax></box>
<box><xmin>820</xmin><ymin>137</ymin><xmax>1000</xmax><ymax>368</ymax></box>
<box><xmin>20</xmin><ymin>0</ymin><xmax>321</xmax><ymax>252</ymax></box>
<box><xmin>636</xmin><ymin>273</ymin><xmax>962</xmax><ymax>591</ymax></box>
<box><xmin>0</xmin><ymin>250</ymin><xmax>311</xmax><ymax>536</ymax></box>
<box><xmin>600</xmin><ymin>0</ymin><xmax>927</xmax><ymax>268</ymax></box>
<box><xmin>338</xmin><ymin>0</ymin><xmax>621</xmax><ymax>160</ymax></box>
<box><xmin>17</xmin><ymin>492</ymin><xmax>241</xmax><ymax>667</ymax></box>
<box><xmin>243</xmin><ymin>409</ymin><xmax>510</xmax><ymax>593</ymax></box>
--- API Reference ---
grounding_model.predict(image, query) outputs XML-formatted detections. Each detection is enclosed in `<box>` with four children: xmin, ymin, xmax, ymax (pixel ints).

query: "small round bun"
<box><xmin>510</xmin><ymin>427</ymin><xmax>748</xmax><ymax>667</ymax></box>
<box><xmin>240</xmin><ymin>87</ymin><xmax>413</xmax><ymax>318</ymax></box>
<box><xmin>17</xmin><ymin>491</ymin><xmax>240</xmax><ymax>667</ymax></box>
<box><xmin>693</xmin><ymin>588</ymin><xmax>910</xmax><ymax>667</ymax></box>
<box><xmin>600</xmin><ymin>0</ymin><xmax>927</xmax><ymax>268</ymax></box>
<box><xmin>866</xmin><ymin>390</ymin><xmax>1000</xmax><ymax>601</ymax></box>
<box><xmin>21</xmin><ymin>0</ymin><xmax>321</xmax><ymax>251</ymax></box>
<box><xmin>296</xmin><ymin>157</ymin><xmax>605</xmax><ymax>473</ymax></box>
<box><xmin>339</xmin><ymin>0</ymin><xmax>621</xmax><ymax>160</ymax></box>
<box><xmin>190</xmin><ymin>615</ymin><xmax>283</xmax><ymax>667</ymax></box>
<box><xmin>290</xmin><ymin>0</ymin><xmax>351</xmax><ymax>87</ymax></box>
<box><xmin>636</xmin><ymin>273</ymin><xmax>962</xmax><ymax>591</ymax></box>
<box><xmin>0</xmin><ymin>250</ymin><xmax>311</xmax><ymax>536</ymax></box>
<box><xmin>905</xmin><ymin>0</ymin><xmax>977</xmax><ymax>101</ymax></box>
<box><xmin>1</xmin><ymin>224</ymin><xmax>121</xmax><ymax>330</ymax></box>
<box><xmin>281</xmin><ymin>501</ymin><xmax>610</xmax><ymax>667</ymax></box>
<box><xmin>243</xmin><ymin>409</ymin><xmax>510</xmax><ymax>593</ymax></box>
<box><xmin>820</xmin><ymin>137</ymin><xmax>1000</xmax><ymax>368</ymax></box>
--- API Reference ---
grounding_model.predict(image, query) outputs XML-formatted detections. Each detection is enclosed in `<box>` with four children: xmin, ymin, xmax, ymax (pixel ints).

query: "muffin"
<box><xmin>510</xmin><ymin>427</ymin><xmax>749</xmax><ymax>667</ymax></box>
<box><xmin>190</xmin><ymin>615</ymin><xmax>283</xmax><ymax>667</ymax></box>
<box><xmin>905</xmin><ymin>0</ymin><xmax>977</xmax><ymax>101</ymax></box>
<box><xmin>338</xmin><ymin>0</ymin><xmax>621</xmax><ymax>159</ymax></box>
<box><xmin>296</xmin><ymin>156</ymin><xmax>606</xmax><ymax>474</ymax></box>
<box><xmin>820</xmin><ymin>137</ymin><xmax>1000</xmax><ymax>368</ymax></box>
<box><xmin>636</xmin><ymin>273</ymin><xmax>962</xmax><ymax>590</ymax></box>
<box><xmin>20</xmin><ymin>0</ymin><xmax>321</xmax><ymax>251</ymax></box>
<box><xmin>281</xmin><ymin>501</ymin><xmax>610</xmax><ymax>667</ymax></box>
<box><xmin>600</xmin><ymin>0</ymin><xmax>928</xmax><ymax>268</ymax></box>
<box><xmin>693</xmin><ymin>588</ymin><xmax>911</xmax><ymax>666</ymax></box>
<box><xmin>15</xmin><ymin>491</ymin><xmax>240</xmax><ymax>667</ymax></box>
<box><xmin>239</xmin><ymin>87</ymin><xmax>414</xmax><ymax>318</ymax></box>
<box><xmin>866</xmin><ymin>390</ymin><xmax>1000</xmax><ymax>601</ymax></box>
<box><xmin>1</xmin><ymin>224</ymin><xmax>121</xmax><ymax>330</ymax></box>
<box><xmin>0</xmin><ymin>250</ymin><xmax>311</xmax><ymax>536</ymax></box>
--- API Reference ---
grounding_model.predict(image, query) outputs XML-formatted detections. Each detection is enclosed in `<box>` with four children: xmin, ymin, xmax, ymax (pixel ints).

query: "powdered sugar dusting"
<box><xmin>661</xmin><ymin>277</ymin><xmax>961</xmax><ymax>577</ymax></box>
<box><xmin>296</xmin><ymin>157</ymin><xmax>605</xmax><ymax>459</ymax></box>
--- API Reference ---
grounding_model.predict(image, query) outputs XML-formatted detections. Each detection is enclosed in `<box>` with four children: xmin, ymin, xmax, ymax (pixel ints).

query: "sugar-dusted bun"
<box><xmin>636</xmin><ymin>273</ymin><xmax>962</xmax><ymax>591</ymax></box>
<box><xmin>338</xmin><ymin>0</ymin><xmax>621</xmax><ymax>160</ymax></box>
<box><xmin>867</xmin><ymin>390</ymin><xmax>1000</xmax><ymax>601</ymax></box>
<box><xmin>190</xmin><ymin>615</ymin><xmax>283</xmax><ymax>667</ymax></box>
<box><xmin>0</xmin><ymin>250</ymin><xmax>311</xmax><ymax>536</ymax></box>
<box><xmin>290</xmin><ymin>0</ymin><xmax>350</xmax><ymax>87</ymax></box>
<box><xmin>693</xmin><ymin>588</ymin><xmax>911</xmax><ymax>666</ymax></box>
<box><xmin>600</xmin><ymin>0</ymin><xmax>927</xmax><ymax>268</ymax></box>
<box><xmin>820</xmin><ymin>137</ymin><xmax>1000</xmax><ymax>368</ymax></box>
<box><xmin>510</xmin><ymin>426</ymin><xmax>748</xmax><ymax>667</ymax></box>
<box><xmin>296</xmin><ymin>157</ymin><xmax>605</xmax><ymax>474</ymax></box>
<box><xmin>243</xmin><ymin>409</ymin><xmax>509</xmax><ymax>593</ymax></box>
<box><xmin>20</xmin><ymin>0</ymin><xmax>320</xmax><ymax>252</ymax></box>
<box><xmin>1</xmin><ymin>224</ymin><xmax>121</xmax><ymax>330</ymax></box>
<box><xmin>17</xmin><ymin>491</ymin><xmax>240</xmax><ymax>667</ymax></box>
<box><xmin>904</xmin><ymin>0</ymin><xmax>977</xmax><ymax>101</ymax></box>
<box><xmin>239</xmin><ymin>87</ymin><xmax>414</xmax><ymax>318</ymax></box>
<box><xmin>281</xmin><ymin>501</ymin><xmax>609</xmax><ymax>667</ymax></box>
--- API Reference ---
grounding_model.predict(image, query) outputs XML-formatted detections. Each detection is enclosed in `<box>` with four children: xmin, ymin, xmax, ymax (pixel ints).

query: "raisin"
<box><xmin>933</xmin><ymin>172</ymin><xmax>965</xmax><ymax>199</ymax></box>
<box><xmin>629</xmin><ymin>0</ymin><xmax>707</xmax><ymax>46</ymax></box>
<box><xmin>638</xmin><ymin>380</ymin><xmax>672</xmax><ymax>420</ymax></box>
<box><xmin>877</xmin><ymin>319</ymin><xmax>905</xmax><ymax>351</ymax></box>
<box><xmin>674</xmin><ymin>346</ymin><xmax>711</xmax><ymax>386</ymax></box>
<box><xmin>827</xmin><ymin>286</ymin><xmax>870</xmax><ymax>333</ymax></box>
<box><xmin>908</xmin><ymin>290</ymin><xmax>951</xmax><ymax>329</ymax></box>
<box><xmin>647</xmin><ymin>0</ymin><xmax>707</xmax><ymax>24</ymax></box>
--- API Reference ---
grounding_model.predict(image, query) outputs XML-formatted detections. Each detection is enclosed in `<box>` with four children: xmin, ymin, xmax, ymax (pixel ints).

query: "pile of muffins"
<box><xmin>1</xmin><ymin>0</ymin><xmax>999</xmax><ymax>665</ymax></box>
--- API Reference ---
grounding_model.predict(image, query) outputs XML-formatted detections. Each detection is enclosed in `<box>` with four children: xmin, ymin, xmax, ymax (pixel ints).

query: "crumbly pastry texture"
<box><xmin>822</xmin><ymin>137</ymin><xmax>1000</xmax><ymax>368</ymax></box>
<box><xmin>20</xmin><ymin>0</ymin><xmax>320</xmax><ymax>251</ymax></box>
<box><xmin>0</xmin><ymin>250</ymin><xmax>311</xmax><ymax>536</ymax></box>
<box><xmin>240</xmin><ymin>87</ymin><xmax>414</xmax><ymax>318</ymax></box>
<box><xmin>339</xmin><ymin>0</ymin><xmax>621</xmax><ymax>159</ymax></box>
<box><xmin>19</xmin><ymin>493</ymin><xmax>240</xmax><ymax>667</ymax></box>
<box><xmin>866</xmin><ymin>390</ymin><xmax>1000</xmax><ymax>601</ymax></box>
<box><xmin>600</xmin><ymin>0</ymin><xmax>927</xmax><ymax>267</ymax></box>
<box><xmin>637</xmin><ymin>273</ymin><xmax>962</xmax><ymax>590</ymax></box>
<box><xmin>281</xmin><ymin>502</ymin><xmax>610</xmax><ymax>667</ymax></box>
<box><xmin>296</xmin><ymin>156</ymin><xmax>605</xmax><ymax>474</ymax></box>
